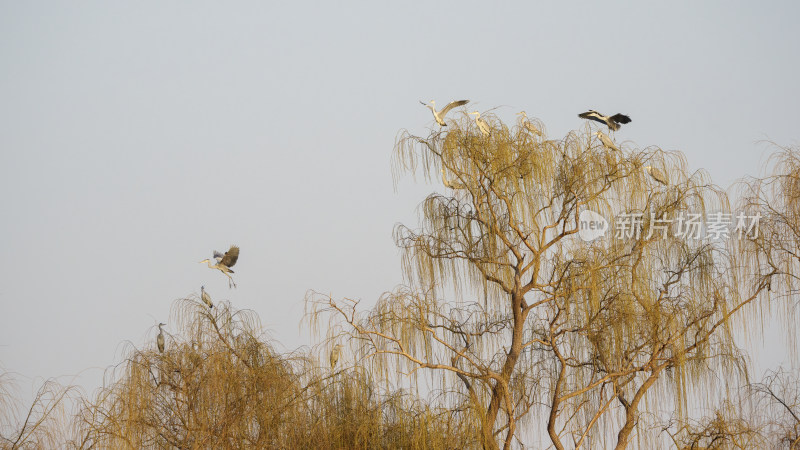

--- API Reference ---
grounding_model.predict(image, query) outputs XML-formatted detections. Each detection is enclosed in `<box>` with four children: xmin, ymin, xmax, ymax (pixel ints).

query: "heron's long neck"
<box><xmin>205</xmin><ymin>260</ymin><xmax>216</xmax><ymax>268</ymax></box>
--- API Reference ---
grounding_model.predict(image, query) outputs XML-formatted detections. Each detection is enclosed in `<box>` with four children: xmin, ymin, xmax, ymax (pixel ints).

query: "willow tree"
<box><xmin>308</xmin><ymin>111</ymin><xmax>774</xmax><ymax>449</ymax></box>
<box><xmin>738</xmin><ymin>147</ymin><xmax>800</xmax><ymax>346</ymax></box>
<box><xmin>72</xmin><ymin>299</ymin><xmax>300</xmax><ymax>448</ymax></box>
<box><xmin>73</xmin><ymin>298</ymin><xmax>473</xmax><ymax>449</ymax></box>
<box><xmin>0</xmin><ymin>375</ymin><xmax>77</xmax><ymax>449</ymax></box>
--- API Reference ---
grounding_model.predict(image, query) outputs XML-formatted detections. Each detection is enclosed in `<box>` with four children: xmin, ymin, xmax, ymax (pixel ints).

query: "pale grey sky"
<box><xmin>1</xmin><ymin>1</ymin><xmax>798</xmax><ymax>398</ymax></box>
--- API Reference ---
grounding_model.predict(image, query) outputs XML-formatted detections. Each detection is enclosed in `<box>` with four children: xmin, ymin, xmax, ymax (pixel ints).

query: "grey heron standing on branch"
<box><xmin>644</xmin><ymin>166</ymin><xmax>669</xmax><ymax>185</ymax></box>
<box><xmin>469</xmin><ymin>111</ymin><xmax>491</xmax><ymax>137</ymax></box>
<box><xmin>596</xmin><ymin>130</ymin><xmax>620</xmax><ymax>152</ymax></box>
<box><xmin>200</xmin><ymin>245</ymin><xmax>239</xmax><ymax>288</ymax></box>
<box><xmin>578</xmin><ymin>110</ymin><xmax>631</xmax><ymax>131</ymax></box>
<box><xmin>157</xmin><ymin>323</ymin><xmax>165</xmax><ymax>353</ymax></box>
<box><xmin>330</xmin><ymin>344</ymin><xmax>343</xmax><ymax>370</ymax></box>
<box><xmin>517</xmin><ymin>111</ymin><xmax>542</xmax><ymax>136</ymax></box>
<box><xmin>420</xmin><ymin>99</ymin><xmax>469</xmax><ymax>127</ymax></box>
<box><xmin>200</xmin><ymin>285</ymin><xmax>214</xmax><ymax>309</ymax></box>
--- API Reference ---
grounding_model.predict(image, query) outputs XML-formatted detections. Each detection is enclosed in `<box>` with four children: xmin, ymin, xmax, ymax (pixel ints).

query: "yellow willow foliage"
<box><xmin>74</xmin><ymin>299</ymin><xmax>477</xmax><ymax>449</ymax></box>
<box><xmin>0</xmin><ymin>375</ymin><xmax>78</xmax><ymax>449</ymax></box>
<box><xmin>735</xmin><ymin>146</ymin><xmax>800</xmax><ymax>353</ymax></box>
<box><xmin>312</xmin><ymin>113</ymin><xmax>780</xmax><ymax>449</ymax></box>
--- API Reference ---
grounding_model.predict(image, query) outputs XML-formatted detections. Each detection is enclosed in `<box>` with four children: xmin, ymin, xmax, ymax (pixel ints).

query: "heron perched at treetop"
<box><xmin>330</xmin><ymin>344</ymin><xmax>343</xmax><ymax>370</ymax></box>
<box><xmin>595</xmin><ymin>130</ymin><xmax>620</xmax><ymax>152</ymax></box>
<box><xmin>469</xmin><ymin>111</ymin><xmax>491</xmax><ymax>137</ymax></box>
<box><xmin>644</xmin><ymin>166</ymin><xmax>669</xmax><ymax>185</ymax></box>
<box><xmin>157</xmin><ymin>323</ymin><xmax>165</xmax><ymax>353</ymax></box>
<box><xmin>578</xmin><ymin>110</ymin><xmax>632</xmax><ymax>131</ymax></box>
<box><xmin>517</xmin><ymin>111</ymin><xmax>542</xmax><ymax>136</ymax></box>
<box><xmin>200</xmin><ymin>245</ymin><xmax>239</xmax><ymax>288</ymax></box>
<box><xmin>420</xmin><ymin>99</ymin><xmax>469</xmax><ymax>127</ymax></box>
<box><xmin>441</xmin><ymin>168</ymin><xmax>466</xmax><ymax>190</ymax></box>
<box><xmin>200</xmin><ymin>285</ymin><xmax>214</xmax><ymax>309</ymax></box>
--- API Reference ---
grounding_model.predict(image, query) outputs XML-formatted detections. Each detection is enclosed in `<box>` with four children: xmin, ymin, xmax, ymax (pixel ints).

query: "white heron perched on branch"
<box><xmin>578</xmin><ymin>110</ymin><xmax>631</xmax><ymax>131</ymax></box>
<box><xmin>330</xmin><ymin>344</ymin><xmax>343</xmax><ymax>370</ymax></box>
<box><xmin>200</xmin><ymin>245</ymin><xmax>239</xmax><ymax>288</ymax></box>
<box><xmin>157</xmin><ymin>323</ymin><xmax>165</xmax><ymax>353</ymax></box>
<box><xmin>469</xmin><ymin>111</ymin><xmax>491</xmax><ymax>137</ymax></box>
<box><xmin>441</xmin><ymin>168</ymin><xmax>466</xmax><ymax>190</ymax></box>
<box><xmin>200</xmin><ymin>285</ymin><xmax>214</xmax><ymax>309</ymax></box>
<box><xmin>644</xmin><ymin>166</ymin><xmax>669</xmax><ymax>185</ymax></box>
<box><xmin>420</xmin><ymin>99</ymin><xmax>469</xmax><ymax>127</ymax></box>
<box><xmin>517</xmin><ymin>111</ymin><xmax>542</xmax><ymax>136</ymax></box>
<box><xmin>596</xmin><ymin>130</ymin><xmax>620</xmax><ymax>152</ymax></box>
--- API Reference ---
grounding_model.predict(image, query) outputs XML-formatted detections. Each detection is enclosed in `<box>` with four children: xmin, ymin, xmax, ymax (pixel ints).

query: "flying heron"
<box><xmin>330</xmin><ymin>344</ymin><xmax>343</xmax><ymax>370</ymax></box>
<box><xmin>200</xmin><ymin>245</ymin><xmax>239</xmax><ymax>288</ymax></box>
<box><xmin>517</xmin><ymin>111</ymin><xmax>542</xmax><ymax>136</ymax></box>
<box><xmin>644</xmin><ymin>166</ymin><xmax>669</xmax><ymax>185</ymax></box>
<box><xmin>469</xmin><ymin>111</ymin><xmax>491</xmax><ymax>137</ymax></box>
<box><xmin>420</xmin><ymin>99</ymin><xmax>469</xmax><ymax>127</ymax></box>
<box><xmin>200</xmin><ymin>285</ymin><xmax>214</xmax><ymax>309</ymax></box>
<box><xmin>441</xmin><ymin>168</ymin><xmax>466</xmax><ymax>190</ymax></box>
<box><xmin>595</xmin><ymin>130</ymin><xmax>620</xmax><ymax>152</ymax></box>
<box><xmin>578</xmin><ymin>110</ymin><xmax>631</xmax><ymax>131</ymax></box>
<box><xmin>157</xmin><ymin>323</ymin><xmax>165</xmax><ymax>353</ymax></box>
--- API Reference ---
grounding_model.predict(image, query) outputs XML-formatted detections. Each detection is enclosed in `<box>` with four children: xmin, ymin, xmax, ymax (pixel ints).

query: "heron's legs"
<box><xmin>225</xmin><ymin>272</ymin><xmax>237</xmax><ymax>289</ymax></box>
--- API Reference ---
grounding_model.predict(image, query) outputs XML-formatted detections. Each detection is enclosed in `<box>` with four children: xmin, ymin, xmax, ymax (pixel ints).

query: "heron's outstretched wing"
<box><xmin>578</xmin><ymin>111</ymin><xmax>607</xmax><ymax>126</ymax></box>
<box><xmin>439</xmin><ymin>100</ymin><xmax>469</xmax><ymax>116</ymax></box>
<box><xmin>213</xmin><ymin>251</ymin><xmax>224</xmax><ymax>261</ymax></box>
<box><xmin>221</xmin><ymin>245</ymin><xmax>239</xmax><ymax>267</ymax></box>
<box><xmin>610</xmin><ymin>114</ymin><xmax>631</xmax><ymax>124</ymax></box>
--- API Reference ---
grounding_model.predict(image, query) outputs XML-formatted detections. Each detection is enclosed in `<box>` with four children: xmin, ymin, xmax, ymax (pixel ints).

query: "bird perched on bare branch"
<box><xmin>595</xmin><ymin>130</ymin><xmax>620</xmax><ymax>152</ymax></box>
<box><xmin>470</xmin><ymin>111</ymin><xmax>491</xmax><ymax>137</ymax></box>
<box><xmin>517</xmin><ymin>111</ymin><xmax>542</xmax><ymax>136</ymax></box>
<box><xmin>420</xmin><ymin>99</ymin><xmax>469</xmax><ymax>127</ymax></box>
<box><xmin>578</xmin><ymin>110</ymin><xmax>631</xmax><ymax>131</ymax></box>
<box><xmin>200</xmin><ymin>245</ymin><xmax>239</xmax><ymax>288</ymax></box>
<box><xmin>330</xmin><ymin>344</ymin><xmax>343</xmax><ymax>370</ymax></box>
<box><xmin>644</xmin><ymin>166</ymin><xmax>669</xmax><ymax>185</ymax></box>
<box><xmin>201</xmin><ymin>285</ymin><xmax>214</xmax><ymax>309</ymax></box>
<box><xmin>157</xmin><ymin>323</ymin><xmax>165</xmax><ymax>353</ymax></box>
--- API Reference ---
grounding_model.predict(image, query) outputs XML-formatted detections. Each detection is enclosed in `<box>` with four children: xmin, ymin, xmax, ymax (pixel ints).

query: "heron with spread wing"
<box><xmin>578</xmin><ymin>110</ymin><xmax>631</xmax><ymax>131</ymax></box>
<box><xmin>421</xmin><ymin>99</ymin><xmax>469</xmax><ymax>127</ymax></box>
<box><xmin>200</xmin><ymin>245</ymin><xmax>240</xmax><ymax>288</ymax></box>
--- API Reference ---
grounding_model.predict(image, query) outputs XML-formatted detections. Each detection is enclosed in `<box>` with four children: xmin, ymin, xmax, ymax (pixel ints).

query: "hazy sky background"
<box><xmin>2</xmin><ymin>1</ymin><xmax>799</xmax><ymax>402</ymax></box>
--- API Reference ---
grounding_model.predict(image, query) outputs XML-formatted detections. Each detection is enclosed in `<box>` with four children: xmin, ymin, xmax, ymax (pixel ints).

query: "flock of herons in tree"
<box><xmin>154</xmin><ymin>246</ymin><xmax>345</xmax><ymax>370</ymax></box>
<box><xmin>155</xmin><ymin>105</ymin><xmax>667</xmax><ymax>363</ymax></box>
<box><xmin>422</xmin><ymin>100</ymin><xmax>668</xmax><ymax>186</ymax></box>
<box><xmin>155</xmin><ymin>245</ymin><xmax>240</xmax><ymax>353</ymax></box>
